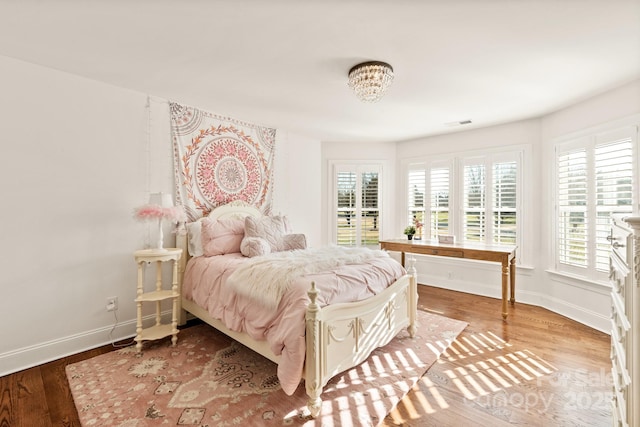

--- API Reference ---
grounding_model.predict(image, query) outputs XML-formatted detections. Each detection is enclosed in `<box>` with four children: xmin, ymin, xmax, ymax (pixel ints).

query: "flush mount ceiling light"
<box><xmin>347</xmin><ymin>61</ymin><xmax>394</xmax><ymax>103</ymax></box>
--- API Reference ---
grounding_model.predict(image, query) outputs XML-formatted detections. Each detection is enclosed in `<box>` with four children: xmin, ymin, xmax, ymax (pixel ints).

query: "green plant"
<box><xmin>403</xmin><ymin>225</ymin><xmax>416</xmax><ymax>235</ymax></box>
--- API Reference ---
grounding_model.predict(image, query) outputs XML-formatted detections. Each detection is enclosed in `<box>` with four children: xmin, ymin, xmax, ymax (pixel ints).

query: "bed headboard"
<box><xmin>207</xmin><ymin>202</ymin><xmax>261</xmax><ymax>222</ymax></box>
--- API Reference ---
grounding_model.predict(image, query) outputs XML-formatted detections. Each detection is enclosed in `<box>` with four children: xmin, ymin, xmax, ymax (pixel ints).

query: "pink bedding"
<box><xmin>182</xmin><ymin>248</ymin><xmax>406</xmax><ymax>395</ymax></box>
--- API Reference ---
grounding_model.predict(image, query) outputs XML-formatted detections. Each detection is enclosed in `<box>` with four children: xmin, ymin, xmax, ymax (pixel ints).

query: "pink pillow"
<box><xmin>201</xmin><ymin>217</ymin><xmax>245</xmax><ymax>256</ymax></box>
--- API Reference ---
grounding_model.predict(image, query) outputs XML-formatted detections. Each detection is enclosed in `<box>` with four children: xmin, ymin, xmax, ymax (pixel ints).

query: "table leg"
<box><xmin>135</xmin><ymin>299</ymin><xmax>143</xmax><ymax>353</ymax></box>
<box><xmin>501</xmin><ymin>261</ymin><xmax>509</xmax><ymax>320</ymax></box>
<box><xmin>510</xmin><ymin>256</ymin><xmax>516</xmax><ymax>304</ymax></box>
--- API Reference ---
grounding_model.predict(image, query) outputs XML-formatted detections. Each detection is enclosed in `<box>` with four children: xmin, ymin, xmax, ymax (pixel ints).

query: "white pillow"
<box><xmin>240</xmin><ymin>236</ymin><xmax>272</xmax><ymax>257</ymax></box>
<box><xmin>243</xmin><ymin>215</ymin><xmax>288</xmax><ymax>252</ymax></box>
<box><xmin>240</xmin><ymin>216</ymin><xmax>307</xmax><ymax>257</ymax></box>
<box><xmin>281</xmin><ymin>233</ymin><xmax>307</xmax><ymax>251</ymax></box>
<box><xmin>186</xmin><ymin>220</ymin><xmax>204</xmax><ymax>257</ymax></box>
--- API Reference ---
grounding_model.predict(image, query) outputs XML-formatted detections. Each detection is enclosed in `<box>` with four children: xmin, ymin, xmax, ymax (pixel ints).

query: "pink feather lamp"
<box><xmin>134</xmin><ymin>192</ymin><xmax>186</xmax><ymax>250</ymax></box>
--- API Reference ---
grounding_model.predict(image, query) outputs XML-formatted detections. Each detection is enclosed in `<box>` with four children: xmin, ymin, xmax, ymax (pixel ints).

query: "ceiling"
<box><xmin>1</xmin><ymin>0</ymin><xmax>639</xmax><ymax>142</ymax></box>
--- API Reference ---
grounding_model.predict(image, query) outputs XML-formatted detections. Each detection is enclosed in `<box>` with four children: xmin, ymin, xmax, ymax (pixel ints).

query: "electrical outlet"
<box><xmin>106</xmin><ymin>296</ymin><xmax>118</xmax><ymax>312</ymax></box>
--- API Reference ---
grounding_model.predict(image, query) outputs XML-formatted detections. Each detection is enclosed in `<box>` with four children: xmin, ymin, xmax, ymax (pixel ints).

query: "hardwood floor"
<box><xmin>0</xmin><ymin>286</ymin><xmax>610</xmax><ymax>427</ymax></box>
<box><xmin>383</xmin><ymin>286</ymin><xmax>611</xmax><ymax>427</ymax></box>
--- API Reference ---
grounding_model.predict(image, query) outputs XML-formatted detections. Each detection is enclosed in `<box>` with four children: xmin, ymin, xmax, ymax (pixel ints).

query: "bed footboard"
<box><xmin>305</xmin><ymin>258</ymin><xmax>418</xmax><ymax>417</ymax></box>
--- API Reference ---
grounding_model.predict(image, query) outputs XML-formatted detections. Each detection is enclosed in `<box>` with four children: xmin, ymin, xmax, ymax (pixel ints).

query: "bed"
<box><xmin>175</xmin><ymin>202</ymin><xmax>418</xmax><ymax>417</ymax></box>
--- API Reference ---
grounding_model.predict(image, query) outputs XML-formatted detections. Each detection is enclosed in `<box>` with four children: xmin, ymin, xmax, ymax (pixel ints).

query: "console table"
<box><xmin>379</xmin><ymin>239</ymin><xmax>517</xmax><ymax>320</ymax></box>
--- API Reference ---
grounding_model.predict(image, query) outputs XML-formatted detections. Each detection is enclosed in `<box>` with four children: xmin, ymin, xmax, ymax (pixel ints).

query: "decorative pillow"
<box><xmin>280</xmin><ymin>233</ymin><xmax>307</xmax><ymax>251</ymax></box>
<box><xmin>282</xmin><ymin>215</ymin><xmax>293</xmax><ymax>234</ymax></box>
<box><xmin>186</xmin><ymin>220</ymin><xmax>204</xmax><ymax>257</ymax></box>
<box><xmin>240</xmin><ymin>237</ymin><xmax>272</xmax><ymax>258</ymax></box>
<box><xmin>201</xmin><ymin>217</ymin><xmax>245</xmax><ymax>256</ymax></box>
<box><xmin>244</xmin><ymin>215</ymin><xmax>289</xmax><ymax>252</ymax></box>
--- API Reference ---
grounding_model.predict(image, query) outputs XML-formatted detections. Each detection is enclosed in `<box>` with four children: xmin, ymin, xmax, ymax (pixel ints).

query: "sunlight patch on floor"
<box><xmin>388</xmin><ymin>330</ymin><xmax>559</xmax><ymax>423</ymax></box>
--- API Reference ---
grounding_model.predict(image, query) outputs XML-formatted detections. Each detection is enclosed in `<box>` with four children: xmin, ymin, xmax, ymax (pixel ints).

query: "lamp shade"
<box><xmin>149</xmin><ymin>192</ymin><xmax>173</xmax><ymax>208</ymax></box>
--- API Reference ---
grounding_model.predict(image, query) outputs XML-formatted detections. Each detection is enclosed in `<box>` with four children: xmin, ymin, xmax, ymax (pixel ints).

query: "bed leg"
<box><xmin>178</xmin><ymin>308</ymin><xmax>188</xmax><ymax>326</ymax></box>
<box><xmin>306</xmin><ymin>282</ymin><xmax>323</xmax><ymax>417</ymax></box>
<box><xmin>306</xmin><ymin>391</ymin><xmax>322</xmax><ymax>418</ymax></box>
<box><xmin>176</xmin><ymin>225</ymin><xmax>188</xmax><ymax>327</ymax></box>
<box><xmin>407</xmin><ymin>255</ymin><xmax>418</xmax><ymax>338</ymax></box>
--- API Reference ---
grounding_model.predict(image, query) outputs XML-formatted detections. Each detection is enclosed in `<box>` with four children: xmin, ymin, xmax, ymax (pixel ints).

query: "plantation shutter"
<box><xmin>334</xmin><ymin>164</ymin><xmax>382</xmax><ymax>248</ymax></box>
<box><xmin>492</xmin><ymin>161</ymin><xmax>517</xmax><ymax>245</ymax></box>
<box><xmin>361</xmin><ymin>172</ymin><xmax>380</xmax><ymax>246</ymax></box>
<box><xmin>336</xmin><ymin>171</ymin><xmax>357</xmax><ymax>246</ymax></box>
<box><xmin>557</xmin><ymin>147</ymin><xmax>588</xmax><ymax>268</ymax></box>
<box><xmin>407</xmin><ymin>166</ymin><xmax>426</xmax><ymax>238</ymax></box>
<box><xmin>594</xmin><ymin>137</ymin><xmax>633</xmax><ymax>271</ymax></box>
<box><xmin>430</xmin><ymin>167</ymin><xmax>450</xmax><ymax>238</ymax></box>
<box><xmin>463</xmin><ymin>164</ymin><xmax>486</xmax><ymax>242</ymax></box>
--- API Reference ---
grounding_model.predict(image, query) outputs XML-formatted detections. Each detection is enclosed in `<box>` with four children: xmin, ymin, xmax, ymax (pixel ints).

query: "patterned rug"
<box><xmin>66</xmin><ymin>311</ymin><xmax>466</xmax><ymax>426</ymax></box>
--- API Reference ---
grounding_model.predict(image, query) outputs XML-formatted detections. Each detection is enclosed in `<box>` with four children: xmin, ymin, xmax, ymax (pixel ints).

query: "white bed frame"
<box><xmin>176</xmin><ymin>202</ymin><xmax>418</xmax><ymax>417</ymax></box>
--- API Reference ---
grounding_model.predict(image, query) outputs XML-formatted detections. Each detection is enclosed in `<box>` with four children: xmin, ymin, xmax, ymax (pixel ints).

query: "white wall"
<box><xmin>0</xmin><ymin>55</ymin><xmax>149</xmax><ymax>374</ymax></box>
<box><xmin>273</xmin><ymin>131</ymin><xmax>322</xmax><ymax>247</ymax></box>
<box><xmin>0</xmin><ymin>56</ymin><xmax>322</xmax><ymax>376</ymax></box>
<box><xmin>541</xmin><ymin>80</ymin><xmax>640</xmax><ymax>140</ymax></box>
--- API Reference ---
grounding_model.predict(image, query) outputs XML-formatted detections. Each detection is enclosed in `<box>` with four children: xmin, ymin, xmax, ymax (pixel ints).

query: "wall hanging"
<box><xmin>170</xmin><ymin>102</ymin><xmax>277</xmax><ymax>221</ymax></box>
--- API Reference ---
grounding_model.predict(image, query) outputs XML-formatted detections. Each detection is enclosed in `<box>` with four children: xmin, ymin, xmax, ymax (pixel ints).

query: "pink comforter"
<box><xmin>182</xmin><ymin>249</ymin><xmax>406</xmax><ymax>394</ymax></box>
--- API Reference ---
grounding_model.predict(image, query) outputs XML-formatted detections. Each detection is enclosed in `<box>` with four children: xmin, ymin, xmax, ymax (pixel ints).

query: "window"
<box><xmin>431</xmin><ymin>167</ymin><xmax>450</xmax><ymax>238</ymax></box>
<box><xmin>555</xmin><ymin>127</ymin><xmax>636</xmax><ymax>280</ymax></box>
<box><xmin>333</xmin><ymin>164</ymin><xmax>381</xmax><ymax>247</ymax></box>
<box><xmin>407</xmin><ymin>162</ymin><xmax>451</xmax><ymax>240</ymax></box>
<box><xmin>463</xmin><ymin>163</ymin><xmax>486</xmax><ymax>241</ymax></box>
<box><xmin>492</xmin><ymin>161</ymin><xmax>518</xmax><ymax>245</ymax></box>
<box><xmin>407</xmin><ymin>151</ymin><xmax>521</xmax><ymax>247</ymax></box>
<box><xmin>557</xmin><ymin>147</ymin><xmax>588</xmax><ymax>269</ymax></box>
<box><xmin>461</xmin><ymin>157</ymin><xmax>518</xmax><ymax>245</ymax></box>
<box><xmin>407</xmin><ymin>166</ymin><xmax>427</xmax><ymax>238</ymax></box>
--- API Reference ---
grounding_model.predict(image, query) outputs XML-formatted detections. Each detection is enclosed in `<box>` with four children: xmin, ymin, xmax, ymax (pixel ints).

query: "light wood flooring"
<box><xmin>0</xmin><ymin>285</ymin><xmax>611</xmax><ymax>426</ymax></box>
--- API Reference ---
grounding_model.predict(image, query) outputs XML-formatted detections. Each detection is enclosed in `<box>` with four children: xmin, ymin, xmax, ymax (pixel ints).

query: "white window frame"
<box><xmin>329</xmin><ymin>161</ymin><xmax>383</xmax><ymax>248</ymax></box>
<box><xmin>552</xmin><ymin>120</ymin><xmax>639</xmax><ymax>283</ymax></box>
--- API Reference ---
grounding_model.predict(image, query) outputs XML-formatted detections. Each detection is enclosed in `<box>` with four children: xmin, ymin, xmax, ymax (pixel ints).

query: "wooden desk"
<box><xmin>379</xmin><ymin>239</ymin><xmax>517</xmax><ymax>320</ymax></box>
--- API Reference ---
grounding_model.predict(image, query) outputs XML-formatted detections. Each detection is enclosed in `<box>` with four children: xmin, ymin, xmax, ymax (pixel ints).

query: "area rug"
<box><xmin>66</xmin><ymin>311</ymin><xmax>466</xmax><ymax>427</ymax></box>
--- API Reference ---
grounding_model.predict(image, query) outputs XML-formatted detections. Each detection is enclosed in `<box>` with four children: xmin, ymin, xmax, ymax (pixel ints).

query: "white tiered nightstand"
<box><xmin>133</xmin><ymin>248</ymin><xmax>183</xmax><ymax>353</ymax></box>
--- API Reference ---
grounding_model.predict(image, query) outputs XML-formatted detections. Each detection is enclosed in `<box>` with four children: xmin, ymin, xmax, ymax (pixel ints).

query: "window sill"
<box><xmin>545</xmin><ymin>269</ymin><xmax>611</xmax><ymax>290</ymax></box>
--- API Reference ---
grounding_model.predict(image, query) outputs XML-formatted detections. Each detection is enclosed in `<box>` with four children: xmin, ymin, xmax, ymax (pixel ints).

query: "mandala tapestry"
<box><xmin>170</xmin><ymin>102</ymin><xmax>277</xmax><ymax>221</ymax></box>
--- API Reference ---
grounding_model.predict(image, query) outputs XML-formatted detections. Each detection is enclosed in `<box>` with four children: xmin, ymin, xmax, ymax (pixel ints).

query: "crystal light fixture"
<box><xmin>348</xmin><ymin>61</ymin><xmax>394</xmax><ymax>102</ymax></box>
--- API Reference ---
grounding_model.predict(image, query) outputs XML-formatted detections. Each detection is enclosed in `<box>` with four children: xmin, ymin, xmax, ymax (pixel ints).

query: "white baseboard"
<box><xmin>536</xmin><ymin>293</ymin><xmax>610</xmax><ymax>334</ymax></box>
<box><xmin>0</xmin><ymin>311</ymin><xmax>172</xmax><ymax>377</ymax></box>
<box><xmin>418</xmin><ymin>273</ymin><xmax>610</xmax><ymax>334</ymax></box>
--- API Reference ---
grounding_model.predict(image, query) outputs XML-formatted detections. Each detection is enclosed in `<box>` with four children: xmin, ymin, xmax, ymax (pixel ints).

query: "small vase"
<box><xmin>407</xmin><ymin>234</ymin><xmax>414</xmax><ymax>240</ymax></box>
